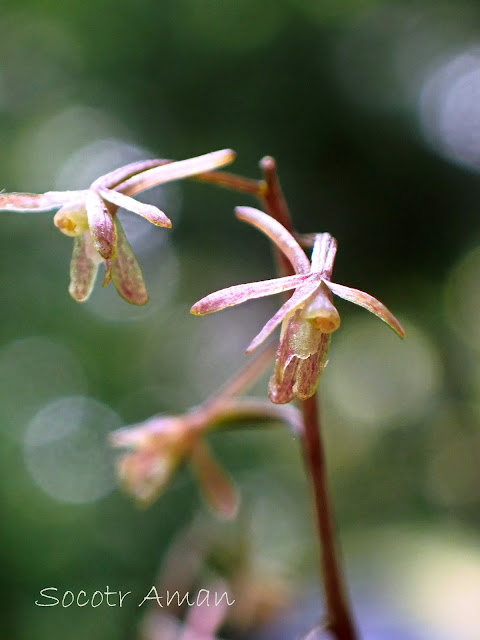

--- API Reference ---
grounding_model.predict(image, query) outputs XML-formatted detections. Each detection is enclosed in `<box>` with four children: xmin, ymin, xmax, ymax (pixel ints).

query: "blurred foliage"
<box><xmin>2</xmin><ymin>0</ymin><xmax>480</xmax><ymax>639</ymax></box>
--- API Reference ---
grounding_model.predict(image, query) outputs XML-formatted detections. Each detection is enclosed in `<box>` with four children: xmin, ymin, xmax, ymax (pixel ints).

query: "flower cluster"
<box><xmin>0</xmin><ymin>149</ymin><xmax>235</xmax><ymax>304</ymax></box>
<box><xmin>191</xmin><ymin>206</ymin><xmax>405</xmax><ymax>403</ymax></box>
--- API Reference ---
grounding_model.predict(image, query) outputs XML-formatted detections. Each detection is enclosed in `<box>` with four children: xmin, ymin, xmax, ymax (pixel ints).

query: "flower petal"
<box><xmin>110</xmin><ymin>219</ymin><xmax>148</xmax><ymax>305</ymax></box>
<box><xmin>0</xmin><ymin>190</ymin><xmax>84</xmax><ymax>212</ymax></box>
<box><xmin>190</xmin><ymin>273</ymin><xmax>311</xmax><ymax>316</ymax></box>
<box><xmin>246</xmin><ymin>274</ymin><xmax>323</xmax><ymax>353</ymax></box>
<box><xmin>116</xmin><ymin>448</ymin><xmax>179</xmax><ymax>505</ymax></box>
<box><xmin>68</xmin><ymin>233</ymin><xmax>101</xmax><ymax>302</ymax></box>
<box><xmin>90</xmin><ymin>159</ymin><xmax>169</xmax><ymax>190</ymax></box>
<box><xmin>310</xmin><ymin>233</ymin><xmax>337</xmax><ymax>277</ymax></box>
<box><xmin>85</xmin><ymin>190</ymin><xmax>117</xmax><ymax>259</ymax></box>
<box><xmin>118</xmin><ymin>149</ymin><xmax>236</xmax><ymax>197</ymax></box>
<box><xmin>99</xmin><ymin>188</ymin><xmax>172</xmax><ymax>227</ymax></box>
<box><xmin>325</xmin><ymin>280</ymin><xmax>405</xmax><ymax>338</ymax></box>
<box><xmin>235</xmin><ymin>206</ymin><xmax>311</xmax><ymax>274</ymax></box>
<box><xmin>190</xmin><ymin>441</ymin><xmax>239</xmax><ymax>520</ymax></box>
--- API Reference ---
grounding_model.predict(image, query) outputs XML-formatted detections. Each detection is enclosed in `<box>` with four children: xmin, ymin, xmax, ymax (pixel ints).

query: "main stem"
<box><xmin>259</xmin><ymin>157</ymin><xmax>359</xmax><ymax>640</ymax></box>
<box><xmin>301</xmin><ymin>396</ymin><xmax>358</xmax><ymax>640</ymax></box>
<box><xmin>188</xmin><ymin>155</ymin><xmax>360</xmax><ymax>639</ymax></box>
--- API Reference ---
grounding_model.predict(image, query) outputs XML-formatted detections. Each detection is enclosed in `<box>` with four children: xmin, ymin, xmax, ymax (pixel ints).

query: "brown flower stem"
<box><xmin>151</xmin><ymin>152</ymin><xmax>359</xmax><ymax>638</ymax></box>
<box><xmin>259</xmin><ymin>156</ymin><xmax>294</xmax><ymax>232</ymax></box>
<box><xmin>202</xmin><ymin>343</ymin><xmax>276</xmax><ymax>411</ymax></box>
<box><xmin>260</xmin><ymin>157</ymin><xmax>359</xmax><ymax>640</ymax></box>
<box><xmin>193</xmin><ymin>170</ymin><xmax>264</xmax><ymax>196</ymax></box>
<box><xmin>259</xmin><ymin>156</ymin><xmax>296</xmax><ymax>278</ymax></box>
<box><xmin>301</xmin><ymin>396</ymin><xmax>359</xmax><ymax>640</ymax></box>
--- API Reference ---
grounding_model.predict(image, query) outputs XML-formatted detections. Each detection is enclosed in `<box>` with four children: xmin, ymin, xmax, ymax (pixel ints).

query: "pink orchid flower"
<box><xmin>191</xmin><ymin>206</ymin><xmax>405</xmax><ymax>404</ymax></box>
<box><xmin>0</xmin><ymin>149</ymin><xmax>235</xmax><ymax>304</ymax></box>
<box><xmin>111</xmin><ymin>389</ymin><xmax>301</xmax><ymax>515</ymax></box>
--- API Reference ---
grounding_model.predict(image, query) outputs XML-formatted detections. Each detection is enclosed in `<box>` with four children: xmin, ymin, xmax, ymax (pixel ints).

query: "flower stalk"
<box><xmin>252</xmin><ymin>159</ymin><xmax>360</xmax><ymax>640</ymax></box>
<box><xmin>191</xmin><ymin>155</ymin><xmax>363</xmax><ymax>637</ymax></box>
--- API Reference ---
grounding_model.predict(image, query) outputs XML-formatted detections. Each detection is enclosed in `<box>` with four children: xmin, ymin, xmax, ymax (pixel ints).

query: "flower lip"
<box><xmin>308</xmin><ymin>314</ymin><xmax>341</xmax><ymax>333</ymax></box>
<box><xmin>53</xmin><ymin>203</ymin><xmax>89</xmax><ymax>237</ymax></box>
<box><xmin>301</xmin><ymin>282</ymin><xmax>341</xmax><ymax>333</ymax></box>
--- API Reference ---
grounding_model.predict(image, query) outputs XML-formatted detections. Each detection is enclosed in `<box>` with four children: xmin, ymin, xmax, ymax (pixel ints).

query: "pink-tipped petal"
<box><xmin>110</xmin><ymin>219</ymin><xmax>148</xmax><ymax>305</ymax></box>
<box><xmin>85</xmin><ymin>190</ymin><xmax>117</xmax><ymax>259</ymax></box>
<box><xmin>99</xmin><ymin>188</ymin><xmax>172</xmax><ymax>228</ymax></box>
<box><xmin>0</xmin><ymin>190</ymin><xmax>84</xmax><ymax>212</ymax></box>
<box><xmin>310</xmin><ymin>233</ymin><xmax>337</xmax><ymax>277</ymax></box>
<box><xmin>69</xmin><ymin>233</ymin><xmax>101</xmax><ymax>302</ymax></box>
<box><xmin>190</xmin><ymin>441</ymin><xmax>239</xmax><ymax>520</ymax></box>
<box><xmin>118</xmin><ymin>149</ymin><xmax>236</xmax><ymax>197</ymax></box>
<box><xmin>235</xmin><ymin>206</ymin><xmax>311</xmax><ymax>275</ymax></box>
<box><xmin>246</xmin><ymin>274</ymin><xmax>323</xmax><ymax>353</ymax></box>
<box><xmin>325</xmin><ymin>280</ymin><xmax>405</xmax><ymax>338</ymax></box>
<box><xmin>90</xmin><ymin>159</ymin><xmax>169</xmax><ymax>190</ymax></box>
<box><xmin>191</xmin><ymin>273</ymin><xmax>311</xmax><ymax>316</ymax></box>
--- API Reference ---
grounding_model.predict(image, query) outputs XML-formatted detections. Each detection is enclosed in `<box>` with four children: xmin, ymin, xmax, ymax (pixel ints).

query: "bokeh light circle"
<box><xmin>0</xmin><ymin>336</ymin><xmax>87</xmax><ymax>440</ymax></box>
<box><xmin>24</xmin><ymin>396</ymin><xmax>121</xmax><ymax>504</ymax></box>
<box><xmin>419</xmin><ymin>48</ymin><xmax>480</xmax><ymax>171</ymax></box>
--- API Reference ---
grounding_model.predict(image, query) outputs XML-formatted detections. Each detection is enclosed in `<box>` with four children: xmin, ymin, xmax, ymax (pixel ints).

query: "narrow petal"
<box><xmin>190</xmin><ymin>273</ymin><xmax>311</xmax><ymax>316</ymax></box>
<box><xmin>235</xmin><ymin>206</ymin><xmax>311</xmax><ymax>275</ymax></box>
<box><xmin>110</xmin><ymin>219</ymin><xmax>148</xmax><ymax>305</ymax></box>
<box><xmin>246</xmin><ymin>274</ymin><xmax>323</xmax><ymax>353</ymax></box>
<box><xmin>68</xmin><ymin>233</ymin><xmax>101</xmax><ymax>302</ymax></box>
<box><xmin>310</xmin><ymin>233</ymin><xmax>337</xmax><ymax>277</ymax></box>
<box><xmin>0</xmin><ymin>190</ymin><xmax>84</xmax><ymax>212</ymax></box>
<box><xmin>117</xmin><ymin>149</ymin><xmax>236</xmax><ymax>197</ymax></box>
<box><xmin>90</xmin><ymin>159</ymin><xmax>169</xmax><ymax>190</ymax></box>
<box><xmin>99</xmin><ymin>188</ymin><xmax>171</xmax><ymax>227</ymax></box>
<box><xmin>85</xmin><ymin>190</ymin><xmax>117</xmax><ymax>259</ymax></box>
<box><xmin>325</xmin><ymin>280</ymin><xmax>405</xmax><ymax>338</ymax></box>
<box><xmin>190</xmin><ymin>441</ymin><xmax>239</xmax><ymax>520</ymax></box>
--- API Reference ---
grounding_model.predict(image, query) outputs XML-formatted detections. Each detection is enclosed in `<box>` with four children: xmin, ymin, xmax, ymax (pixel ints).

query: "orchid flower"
<box><xmin>111</xmin><ymin>346</ymin><xmax>301</xmax><ymax>515</ymax></box>
<box><xmin>111</xmin><ymin>397</ymin><xmax>300</xmax><ymax>516</ymax></box>
<box><xmin>191</xmin><ymin>206</ymin><xmax>405</xmax><ymax>404</ymax></box>
<box><xmin>0</xmin><ymin>149</ymin><xmax>235</xmax><ymax>304</ymax></box>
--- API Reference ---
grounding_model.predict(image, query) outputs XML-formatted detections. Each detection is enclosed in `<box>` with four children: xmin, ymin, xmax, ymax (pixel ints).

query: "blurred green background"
<box><xmin>1</xmin><ymin>0</ymin><xmax>480</xmax><ymax>638</ymax></box>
